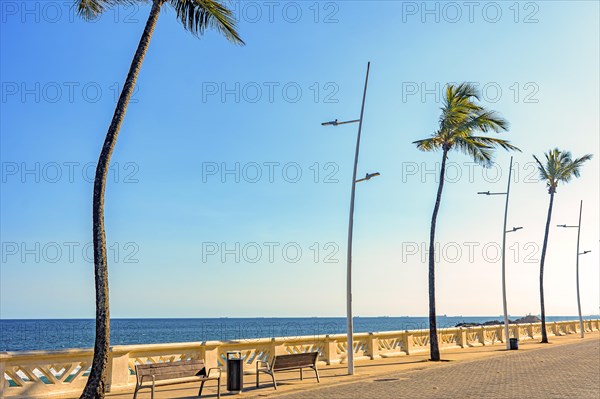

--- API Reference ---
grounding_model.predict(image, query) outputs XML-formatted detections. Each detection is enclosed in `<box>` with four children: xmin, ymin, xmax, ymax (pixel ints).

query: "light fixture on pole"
<box><xmin>355</xmin><ymin>172</ymin><xmax>380</xmax><ymax>183</ymax></box>
<box><xmin>557</xmin><ymin>200</ymin><xmax>591</xmax><ymax>338</ymax></box>
<box><xmin>321</xmin><ymin>119</ymin><xmax>360</xmax><ymax>126</ymax></box>
<box><xmin>477</xmin><ymin>156</ymin><xmax>521</xmax><ymax>350</ymax></box>
<box><xmin>321</xmin><ymin>62</ymin><xmax>375</xmax><ymax>375</ymax></box>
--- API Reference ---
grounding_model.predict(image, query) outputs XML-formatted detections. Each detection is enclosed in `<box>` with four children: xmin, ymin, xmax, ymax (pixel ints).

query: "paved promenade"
<box><xmin>108</xmin><ymin>333</ymin><xmax>600</xmax><ymax>399</ymax></box>
<box><xmin>280</xmin><ymin>339</ymin><xmax>600</xmax><ymax>399</ymax></box>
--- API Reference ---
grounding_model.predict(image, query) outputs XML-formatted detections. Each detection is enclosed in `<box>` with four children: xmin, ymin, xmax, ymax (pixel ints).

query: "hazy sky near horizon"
<box><xmin>1</xmin><ymin>1</ymin><xmax>598</xmax><ymax>319</ymax></box>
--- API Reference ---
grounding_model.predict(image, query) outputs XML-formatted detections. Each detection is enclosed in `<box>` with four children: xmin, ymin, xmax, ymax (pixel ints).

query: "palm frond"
<box><xmin>446</xmin><ymin>82</ymin><xmax>481</xmax><ymax>103</ymax></box>
<box><xmin>469</xmin><ymin>136</ymin><xmax>520</xmax><ymax>152</ymax></box>
<box><xmin>459</xmin><ymin>111</ymin><xmax>509</xmax><ymax>134</ymax></box>
<box><xmin>566</xmin><ymin>154</ymin><xmax>593</xmax><ymax>178</ymax></box>
<box><xmin>454</xmin><ymin>136</ymin><xmax>494</xmax><ymax>167</ymax></box>
<box><xmin>439</xmin><ymin>84</ymin><xmax>483</xmax><ymax>131</ymax></box>
<box><xmin>413</xmin><ymin>137</ymin><xmax>443</xmax><ymax>152</ymax></box>
<box><xmin>532</xmin><ymin>154</ymin><xmax>550</xmax><ymax>183</ymax></box>
<box><xmin>169</xmin><ymin>0</ymin><xmax>244</xmax><ymax>44</ymax></box>
<box><xmin>76</xmin><ymin>0</ymin><xmax>141</xmax><ymax>20</ymax></box>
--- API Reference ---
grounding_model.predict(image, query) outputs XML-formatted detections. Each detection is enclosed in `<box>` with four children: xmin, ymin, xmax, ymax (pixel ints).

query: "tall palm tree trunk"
<box><xmin>81</xmin><ymin>1</ymin><xmax>164</xmax><ymax>398</ymax></box>
<box><xmin>428</xmin><ymin>148</ymin><xmax>449</xmax><ymax>361</ymax></box>
<box><xmin>538</xmin><ymin>190</ymin><xmax>555</xmax><ymax>344</ymax></box>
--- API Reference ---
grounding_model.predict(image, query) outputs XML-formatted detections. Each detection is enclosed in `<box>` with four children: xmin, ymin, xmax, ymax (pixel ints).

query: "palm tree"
<box><xmin>76</xmin><ymin>1</ymin><xmax>243</xmax><ymax>397</ymax></box>
<box><xmin>413</xmin><ymin>83</ymin><xmax>520</xmax><ymax>361</ymax></box>
<box><xmin>533</xmin><ymin>149</ymin><xmax>592</xmax><ymax>343</ymax></box>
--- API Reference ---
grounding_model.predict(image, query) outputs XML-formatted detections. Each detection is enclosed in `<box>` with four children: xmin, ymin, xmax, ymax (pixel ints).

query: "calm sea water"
<box><xmin>0</xmin><ymin>316</ymin><xmax>595</xmax><ymax>352</ymax></box>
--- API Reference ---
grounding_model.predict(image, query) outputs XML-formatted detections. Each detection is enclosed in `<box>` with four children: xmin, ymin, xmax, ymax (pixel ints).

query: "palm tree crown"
<box><xmin>413</xmin><ymin>83</ymin><xmax>520</xmax><ymax>164</ymax></box>
<box><xmin>533</xmin><ymin>149</ymin><xmax>593</xmax><ymax>194</ymax></box>
<box><xmin>77</xmin><ymin>0</ymin><xmax>244</xmax><ymax>44</ymax></box>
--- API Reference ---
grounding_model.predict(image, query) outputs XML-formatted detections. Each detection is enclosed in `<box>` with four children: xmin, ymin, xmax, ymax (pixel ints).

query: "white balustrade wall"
<box><xmin>1</xmin><ymin>319</ymin><xmax>598</xmax><ymax>398</ymax></box>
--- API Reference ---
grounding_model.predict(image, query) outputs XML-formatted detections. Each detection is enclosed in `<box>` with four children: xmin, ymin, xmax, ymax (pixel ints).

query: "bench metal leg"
<box><xmin>300</xmin><ymin>368</ymin><xmax>303</xmax><ymax>381</ymax></box>
<box><xmin>271</xmin><ymin>372</ymin><xmax>278</xmax><ymax>390</ymax></box>
<box><xmin>256</xmin><ymin>370</ymin><xmax>260</xmax><ymax>388</ymax></box>
<box><xmin>151</xmin><ymin>384</ymin><xmax>155</xmax><ymax>399</ymax></box>
<box><xmin>132</xmin><ymin>386</ymin><xmax>139</xmax><ymax>399</ymax></box>
<box><xmin>313</xmin><ymin>366</ymin><xmax>321</xmax><ymax>383</ymax></box>
<box><xmin>199</xmin><ymin>378</ymin><xmax>220</xmax><ymax>398</ymax></box>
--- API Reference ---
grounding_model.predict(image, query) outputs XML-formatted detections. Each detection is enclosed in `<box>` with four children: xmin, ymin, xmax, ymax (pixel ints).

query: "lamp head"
<box><xmin>365</xmin><ymin>172</ymin><xmax>381</xmax><ymax>180</ymax></box>
<box><xmin>321</xmin><ymin>119</ymin><xmax>339</xmax><ymax>126</ymax></box>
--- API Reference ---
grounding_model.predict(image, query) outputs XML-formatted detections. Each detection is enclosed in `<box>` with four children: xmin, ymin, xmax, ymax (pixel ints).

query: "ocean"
<box><xmin>0</xmin><ymin>316</ymin><xmax>595</xmax><ymax>352</ymax></box>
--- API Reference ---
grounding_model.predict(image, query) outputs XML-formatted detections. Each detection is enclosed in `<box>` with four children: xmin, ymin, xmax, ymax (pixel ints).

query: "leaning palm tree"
<box><xmin>533</xmin><ymin>149</ymin><xmax>592</xmax><ymax>344</ymax></box>
<box><xmin>76</xmin><ymin>1</ymin><xmax>243</xmax><ymax>397</ymax></box>
<box><xmin>413</xmin><ymin>83</ymin><xmax>520</xmax><ymax>361</ymax></box>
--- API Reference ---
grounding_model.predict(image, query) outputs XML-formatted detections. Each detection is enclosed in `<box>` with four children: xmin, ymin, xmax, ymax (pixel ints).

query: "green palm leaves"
<box><xmin>413</xmin><ymin>83</ymin><xmax>520</xmax><ymax>165</ymax></box>
<box><xmin>533</xmin><ymin>149</ymin><xmax>593</xmax><ymax>193</ymax></box>
<box><xmin>77</xmin><ymin>0</ymin><xmax>138</xmax><ymax>20</ymax></box>
<box><xmin>76</xmin><ymin>0</ymin><xmax>244</xmax><ymax>45</ymax></box>
<box><xmin>169</xmin><ymin>0</ymin><xmax>244</xmax><ymax>43</ymax></box>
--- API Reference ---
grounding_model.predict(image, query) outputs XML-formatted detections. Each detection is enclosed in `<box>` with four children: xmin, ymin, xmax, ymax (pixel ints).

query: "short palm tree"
<box><xmin>413</xmin><ymin>83</ymin><xmax>520</xmax><ymax>361</ymax></box>
<box><xmin>76</xmin><ymin>1</ymin><xmax>243</xmax><ymax>398</ymax></box>
<box><xmin>533</xmin><ymin>149</ymin><xmax>592</xmax><ymax>343</ymax></box>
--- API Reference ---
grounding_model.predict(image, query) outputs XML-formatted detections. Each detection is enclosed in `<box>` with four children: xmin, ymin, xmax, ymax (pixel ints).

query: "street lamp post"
<box><xmin>557</xmin><ymin>200</ymin><xmax>591</xmax><ymax>338</ymax></box>
<box><xmin>321</xmin><ymin>62</ymin><xmax>378</xmax><ymax>375</ymax></box>
<box><xmin>477</xmin><ymin>156</ymin><xmax>522</xmax><ymax>350</ymax></box>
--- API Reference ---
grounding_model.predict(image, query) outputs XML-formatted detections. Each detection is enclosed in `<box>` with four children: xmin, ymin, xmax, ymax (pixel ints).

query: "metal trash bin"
<box><xmin>509</xmin><ymin>338</ymin><xmax>519</xmax><ymax>350</ymax></box>
<box><xmin>226</xmin><ymin>351</ymin><xmax>243</xmax><ymax>393</ymax></box>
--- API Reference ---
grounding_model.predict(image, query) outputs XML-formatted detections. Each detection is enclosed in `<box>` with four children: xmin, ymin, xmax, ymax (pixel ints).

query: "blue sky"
<box><xmin>1</xmin><ymin>1</ymin><xmax>598</xmax><ymax>319</ymax></box>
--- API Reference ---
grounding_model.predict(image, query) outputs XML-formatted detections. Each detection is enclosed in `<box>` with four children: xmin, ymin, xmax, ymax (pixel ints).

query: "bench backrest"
<box><xmin>272</xmin><ymin>352</ymin><xmax>318</xmax><ymax>371</ymax></box>
<box><xmin>135</xmin><ymin>360</ymin><xmax>206</xmax><ymax>382</ymax></box>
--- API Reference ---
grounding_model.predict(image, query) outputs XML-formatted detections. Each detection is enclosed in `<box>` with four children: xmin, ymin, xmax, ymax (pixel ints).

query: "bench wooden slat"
<box><xmin>137</xmin><ymin>360</ymin><xmax>205</xmax><ymax>372</ymax></box>
<box><xmin>151</xmin><ymin>375</ymin><xmax>206</xmax><ymax>387</ymax></box>
<box><xmin>272</xmin><ymin>353</ymin><xmax>318</xmax><ymax>370</ymax></box>
<box><xmin>143</xmin><ymin>370</ymin><xmax>204</xmax><ymax>382</ymax></box>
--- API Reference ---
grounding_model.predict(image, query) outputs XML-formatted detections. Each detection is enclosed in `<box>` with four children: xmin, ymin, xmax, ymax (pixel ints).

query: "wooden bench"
<box><xmin>133</xmin><ymin>360</ymin><xmax>221</xmax><ymax>399</ymax></box>
<box><xmin>256</xmin><ymin>352</ymin><xmax>320</xmax><ymax>390</ymax></box>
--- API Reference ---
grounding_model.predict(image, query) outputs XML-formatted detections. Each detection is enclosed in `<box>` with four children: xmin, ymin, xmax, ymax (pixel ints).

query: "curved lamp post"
<box><xmin>557</xmin><ymin>200</ymin><xmax>591</xmax><ymax>338</ymax></box>
<box><xmin>477</xmin><ymin>156</ymin><xmax>523</xmax><ymax>350</ymax></box>
<box><xmin>321</xmin><ymin>62</ymin><xmax>378</xmax><ymax>375</ymax></box>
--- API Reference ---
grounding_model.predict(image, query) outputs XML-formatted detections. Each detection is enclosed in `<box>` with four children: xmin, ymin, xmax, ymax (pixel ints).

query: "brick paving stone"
<box><xmin>278</xmin><ymin>340</ymin><xmax>600</xmax><ymax>399</ymax></box>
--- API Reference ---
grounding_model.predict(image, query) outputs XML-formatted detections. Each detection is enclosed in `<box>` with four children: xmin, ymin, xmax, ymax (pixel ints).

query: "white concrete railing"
<box><xmin>1</xmin><ymin>319</ymin><xmax>598</xmax><ymax>398</ymax></box>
